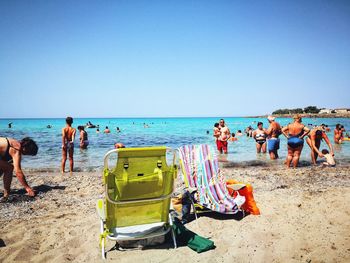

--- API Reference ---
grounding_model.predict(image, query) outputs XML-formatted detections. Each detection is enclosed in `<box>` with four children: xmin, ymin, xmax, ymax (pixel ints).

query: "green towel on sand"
<box><xmin>172</xmin><ymin>218</ymin><xmax>215</xmax><ymax>253</ymax></box>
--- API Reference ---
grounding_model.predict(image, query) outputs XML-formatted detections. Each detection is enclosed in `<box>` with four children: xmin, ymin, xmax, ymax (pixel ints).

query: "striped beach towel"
<box><xmin>178</xmin><ymin>145</ymin><xmax>239</xmax><ymax>214</ymax></box>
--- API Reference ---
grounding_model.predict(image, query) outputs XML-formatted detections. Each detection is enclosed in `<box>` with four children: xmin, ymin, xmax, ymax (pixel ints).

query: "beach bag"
<box><xmin>172</xmin><ymin>217</ymin><xmax>215</xmax><ymax>253</ymax></box>
<box><xmin>171</xmin><ymin>190</ymin><xmax>195</xmax><ymax>224</ymax></box>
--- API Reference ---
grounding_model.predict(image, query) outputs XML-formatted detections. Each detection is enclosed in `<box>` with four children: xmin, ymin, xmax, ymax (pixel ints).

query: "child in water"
<box><xmin>321</xmin><ymin>149</ymin><xmax>335</xmax><ymax>167</ymax></box>
<box><xmin>213</xmin><ymin>123</ymin><xmax>221</xmax><ymax>139</ymax></box>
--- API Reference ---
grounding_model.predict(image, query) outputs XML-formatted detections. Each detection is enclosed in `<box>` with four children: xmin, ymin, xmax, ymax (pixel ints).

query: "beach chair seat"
<box><xmin>97</xmin><ymin>147</ymin><xmax>177</xmax><ymax>259</ymax></box>
<box><xmin>178</xmin><ymin>144</ymin><xmax>245</xmax><ymax>217</ymax></box>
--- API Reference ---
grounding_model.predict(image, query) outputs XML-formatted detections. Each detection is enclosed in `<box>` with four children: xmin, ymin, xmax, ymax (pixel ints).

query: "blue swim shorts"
<box><xmin>267</xmin><ymin>138</ymin><xmax>280</xmax><ymax>152</ymax></box>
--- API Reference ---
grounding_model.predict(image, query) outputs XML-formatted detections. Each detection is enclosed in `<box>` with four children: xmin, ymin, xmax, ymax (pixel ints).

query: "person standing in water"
<box><xmin>217</xmin><ymin>119</ymin><xmax>231</xmax><ymax>154</ymax></box>
<box><xmin>306</xmin><ymin>126</ymin><xmax>334</xmax><ymax>165</ymax></box>
<box><xmin>253</xmin><ymin>122</ymin><xmax>267</xmax><ymax>153</ymax></box>
<box><xmin>78</xmin><ymin>126</ymin><xmax>89</xmax><ymax>149</ymax></box>
<box><xmin>282</xmin><ymin>114</ymin><xmax>310</xmax><ymax>168</ymax></box>
<box><xmin>265</xmin><ymin>116</ymin><xmax>282</xmax><ymax>160</ymax></box>
<box><xmin>61</xmin><ymin>117</ymin><xmax>76</xmax><ymax>173</ymax></box>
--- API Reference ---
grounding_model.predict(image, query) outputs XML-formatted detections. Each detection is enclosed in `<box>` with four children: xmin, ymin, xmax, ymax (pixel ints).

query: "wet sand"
<box><xmin>1</xmin><ymin>164</ymin><xmax>350</xmax><ymax>262</ymax></box>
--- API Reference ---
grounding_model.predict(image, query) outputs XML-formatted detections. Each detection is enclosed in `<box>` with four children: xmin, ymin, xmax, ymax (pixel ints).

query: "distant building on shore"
<box><xmin>319</xmin><ymin>108</ymin><xmax>332</xmax><ymax>114</ymax></box>
<box><xmin>334</xmin><ymin>108</ymin><xmax>350</xmax><ymax>114</ymax></box>
<box><xmin>318</xmin><ymin>108</ymin><xmax>350</xmax><ymax>115</ymax></box>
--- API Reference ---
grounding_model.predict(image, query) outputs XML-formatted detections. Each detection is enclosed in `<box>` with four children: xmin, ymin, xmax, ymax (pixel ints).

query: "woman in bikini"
<box><xmin>0</xmin><ymin>137</ymin><xmax>38</xmax><ymax>200</ymax></box>
<box><xmin>61</xmin><ymin>117</ymin><xmax>76</xmax><ymax>173</ymax></box>
<box><xmin>282</xmin><ymin>115</ymin><xmax>310</xmax><ymax>168</ymax></box>
<box><xmin>252</xmin><ymin>122</ymin><xmax>267</xmax><ymax>153</ymax></box>
<box><xmin>306</xmin><ymin>126</ymin><xmax>334</xmax><ymax>165</ymax></box>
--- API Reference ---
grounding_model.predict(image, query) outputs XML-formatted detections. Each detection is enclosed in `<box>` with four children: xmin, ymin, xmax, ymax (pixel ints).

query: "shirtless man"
<box><xmin>217</xmin><ymin>119</ymin><xmax>231</xmax><ymax>154</ymax></box>
<box><xmin>265</xmin><ymin>116</ymin><xmax>282</xmax><ymax>160</ymax></box>
<box><xmin>0</xmin><ymin>137</ymin><xmax>38</xmax><ymax>200</ymax></box>
<box><xmin>334</xmin><ymin>124</ymin><xmax>343</xmax><ymax>144</ymax></box>
<box><xmin>61</xmin><ymin>117</ymin><xmax>76</xmax><ymax>173</ymax></box>
<box><xmin>306</xmin><ymin>126</ymin><xmax>334</xmax><ymax>165</ymax></box>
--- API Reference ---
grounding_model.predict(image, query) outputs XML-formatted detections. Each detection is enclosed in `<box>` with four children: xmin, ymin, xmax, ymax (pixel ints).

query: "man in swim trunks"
<box><xmin>0</xmin><ymin>137</ymin><xmax>38</xmax><ymax>200</ymax></box>
<box><xmin>217</xmin><ymin>119</ymin><xmax>231</xmax><ymax>154</ymax></box>
<box><xmin>306</xmin><ymin>126</ymin><xmax>334</xmax><ymax>165</ymax></box>
<box><xmin>61</xmin><ymin>117</ymin><xmax>76</xmax><ymax>173</ymax></box>
<box><xmin>265</xmin><ymin>116</ymin><xmax>282</xmax><ymax>159</ymax></box>
<box><xmin>252</xmin><ymin>122</ymin><xmax>267</xmax><ymax>153</ymax></box>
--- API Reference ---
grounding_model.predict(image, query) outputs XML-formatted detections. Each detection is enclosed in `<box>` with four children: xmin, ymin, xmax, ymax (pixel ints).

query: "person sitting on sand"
<box><xmin>306</xmin><ymin>126</ymin><xmax>334</xmax><ymax>165</ymax></box>
<box><xmin>0</xmin><ymin>137</ymin><xmax>38</xmax><ymax>200</ymax></box>
<box><xmin>61</xmin><ymin>117</ymin><xmax>76</xmax><ymax>173</ymax></box>
<box><xmin>104</xmin><ymin>126</ymin><xmax>110</xmax><ymax>133</ymax></box>
<box><xmin>321</xmin><ymin>149</ymin><xmax>335</xmax><ymax>167</ymax></box>
<box><xmin>265</xmin><ymin>116</ymin><xmax>282</xmax><ymax>160</ymax></box>
<box><xmin>334</xmin><ymin>124</ymin><xmax>343</xmax><ymax>144</ymax></box>
<box><xmin>77</xmin><ymin>126</ymin><xmax>89</xmax><ymax>149</ymax></box>
<box><xmin>282</xmin><ymin>114</ymin><xmax>310</xmax><ymax>168</ymax></box>
<box><xmin>252</xmin><ymin>122</ymin><xmax>267</xmax><ymax>153</ymax></box>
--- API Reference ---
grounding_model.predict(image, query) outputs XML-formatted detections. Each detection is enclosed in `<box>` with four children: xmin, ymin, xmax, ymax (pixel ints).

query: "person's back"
<box><xmin>63</xmin><ymin>126</ymin><xmax>75</xmax><ymax>144</ymax></box>
<box><xmin>287</xmin><ymin>122</ymin><xmax>305</xmax><ymax>137</ymax></box>
<box><xmin>268</xmin><ymin>121</ymin><xmax>281</xmax><ymax>138</ymax></box>
<box><xmin>61</xmin><ymin>117</ymin><xmax>76</xmax><ymax>173</ymax></box>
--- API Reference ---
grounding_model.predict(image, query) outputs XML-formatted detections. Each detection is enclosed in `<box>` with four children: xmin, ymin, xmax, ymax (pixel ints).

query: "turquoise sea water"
<box><xmin>0</xmin><ymin>117</ymin><xmax>349</xmax><ymax>171</ymax></box>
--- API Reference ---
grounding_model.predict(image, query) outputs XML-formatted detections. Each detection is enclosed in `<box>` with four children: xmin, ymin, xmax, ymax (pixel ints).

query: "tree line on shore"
<box><xmin>272</xmin><ymin>106</ymin><xmax>323</xmax><ymax>115</ymax></box>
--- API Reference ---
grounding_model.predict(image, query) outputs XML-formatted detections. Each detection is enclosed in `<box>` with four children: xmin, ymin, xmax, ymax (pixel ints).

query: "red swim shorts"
<box><xmin>217</xmin><ymin>140</ymin><xmax>228</xmax><ymax>153</ymax></box>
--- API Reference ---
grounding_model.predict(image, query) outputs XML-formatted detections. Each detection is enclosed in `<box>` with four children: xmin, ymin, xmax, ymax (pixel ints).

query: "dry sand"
<box><xmin>1</xmin><ymin>164</ymin><xmax>350</xmax><ymax>263</ymax></box>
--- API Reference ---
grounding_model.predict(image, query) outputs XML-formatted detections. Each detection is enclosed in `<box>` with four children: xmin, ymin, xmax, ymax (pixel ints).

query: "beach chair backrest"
<box><xmin>178</xmin><ymin>144</ymin><xmax>238</xmax><ymax>214</ymax></box>
<box><xmin>103</xmin><ymin>147</ymin><xmax>176</xmax><ymax>228</ymax></box>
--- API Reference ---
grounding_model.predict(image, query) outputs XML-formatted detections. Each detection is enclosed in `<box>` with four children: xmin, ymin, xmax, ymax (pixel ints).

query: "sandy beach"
<box><xmin>1</xmin><ymin>163</ymin><xmax>349</xmax><ymax>263</ymax></box>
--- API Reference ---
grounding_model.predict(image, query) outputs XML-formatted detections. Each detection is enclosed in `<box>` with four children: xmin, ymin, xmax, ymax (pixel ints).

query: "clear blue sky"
<box><xmin>1</xmin><ymin>0</ymin><xmax>349</xmax><ymax>118</ymax></box>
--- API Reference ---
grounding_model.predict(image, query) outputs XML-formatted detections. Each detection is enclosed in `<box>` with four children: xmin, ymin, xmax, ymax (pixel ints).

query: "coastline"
<box><xmin>1</xmin><ymin>164</ymin><xmax>349</xmax><ymax>262</ymax></box>
<box><xmin>246</xmin><ymin>113</ymin><xmax>350</xmax><ymax>119</ymax></box>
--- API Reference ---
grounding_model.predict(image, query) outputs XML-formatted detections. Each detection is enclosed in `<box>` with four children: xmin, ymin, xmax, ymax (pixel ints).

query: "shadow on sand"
<box><xmin>0</xmin><ymin>184</ymin><xmax>66</xmax><ymax>203</ymax></box>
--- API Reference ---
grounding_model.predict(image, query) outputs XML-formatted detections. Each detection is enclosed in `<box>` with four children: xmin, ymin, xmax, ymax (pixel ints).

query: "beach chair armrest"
<box><xmin>96</xmin><ymin>199</ymin><xmax>106</xmax><ymax>220</ymax></box>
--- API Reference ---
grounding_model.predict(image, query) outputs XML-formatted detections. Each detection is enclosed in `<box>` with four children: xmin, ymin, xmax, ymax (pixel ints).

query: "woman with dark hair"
<box><xmin>306</xmin><ymin>126</ymin><xmax>334</xmax><ymax>165</ymax></box>
<box><xmin>0</xmin><ymin>137</ymin><xmax>38</xmax><ymax>200</ymax></box>
<box><xmin>78</xmin><ymin>126</ymin><xmax>89</xmax><ymax>149</ymax></box>
<box><xmin>252</xmin><ymin>122</ymin><xmax>267</xmax><ymax>153</ymax></box>
<box><xmin>61</xmin><ymin>117</ymin><xmax>76</xmax><ymax>173</ymax></box>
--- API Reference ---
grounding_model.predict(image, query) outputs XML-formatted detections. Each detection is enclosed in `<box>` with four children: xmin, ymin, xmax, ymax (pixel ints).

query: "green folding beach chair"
<box><xmin>96</xmin><ymin>147</ymin><xmax>177</xmax><ymax>259</ymax></box>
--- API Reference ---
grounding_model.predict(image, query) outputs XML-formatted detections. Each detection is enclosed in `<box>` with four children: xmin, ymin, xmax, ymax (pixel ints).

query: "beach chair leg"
<box><xmin>100</xmin><ymin>219</ymin><xmax>106</xmax><ymax>259</ymax></box>
<box><xmin>168</xmin><ymin>214</ymin><xmax>177</xmax><ymax>249</ymax></box>
<box><xmin>191</xmin><ymin>200</ymin><xmax>198</xmax><ymax>220</ymax></box>
<box><xmin>101</xmin><ymin>239</ymin><xmax>106</xmax><ymax>260</ymax></box>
